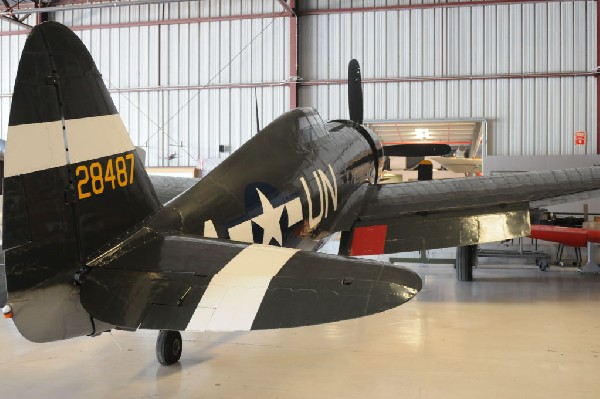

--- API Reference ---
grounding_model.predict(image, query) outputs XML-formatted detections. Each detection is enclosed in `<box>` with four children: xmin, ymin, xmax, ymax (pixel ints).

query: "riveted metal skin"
<box><xmin>143</xmin><ymin>112</ymin><xmax>382</xmax><ymax>250</ymax></box>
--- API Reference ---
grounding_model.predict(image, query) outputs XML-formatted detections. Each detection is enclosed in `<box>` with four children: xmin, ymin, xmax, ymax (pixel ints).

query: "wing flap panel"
<box><xmin>342</xmin><ymin>203</ymin><xmax>530</xmax><ymax>255</ymax></box>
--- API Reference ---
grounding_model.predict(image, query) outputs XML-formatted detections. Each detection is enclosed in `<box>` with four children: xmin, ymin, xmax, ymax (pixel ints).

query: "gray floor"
<box><xmin>1</xmin><ymin>263</ymin><xmax>599</xmax><ymax>399</ymax></box>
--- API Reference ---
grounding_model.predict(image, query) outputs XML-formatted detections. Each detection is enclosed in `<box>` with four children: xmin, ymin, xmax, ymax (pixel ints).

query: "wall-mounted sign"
<box><xmin>575</xmin><ymin>131</ymin><xmax>586</xmax><ymax>146</ymax></box>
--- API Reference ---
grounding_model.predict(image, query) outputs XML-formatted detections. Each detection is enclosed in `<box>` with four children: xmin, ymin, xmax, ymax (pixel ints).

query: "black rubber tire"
<box><xmin>156</xmin><ymin>330</ymin><xmax>182</xmax><ymax>366</ymax></box>
<box><xmin>456</xmin><ymin>245</ymin><xmax>477</xmax><ymax>281</ymax></box>
<box><xmin>537</xmin><ymin>259</ymin><xmax>548</xmax><ymax>272</ymax></box>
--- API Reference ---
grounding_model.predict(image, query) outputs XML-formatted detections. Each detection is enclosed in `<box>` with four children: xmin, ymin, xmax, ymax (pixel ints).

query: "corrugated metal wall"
<box><xmin>58</xmin><ymin>2</ymin><xmax>290</xmax><ymax>166</ymax></box>
<box><xmin>0</xmin><ymin>1</ymin><xmax>598</xmax><ymax>162</ymax></box>
<box><xmin>0</xmin><ymin>1</ymin><xmax>290</xmax><ymax>167</ymax></box>
<box><xmin>298</xmin><ymin>1</ymin><xmax>598</xmax><ymax>156</ymax></box>
<box><xmin>0</xmin><ymin>17</ymin><xmax>32</xmax><ymax>144</ymax></box>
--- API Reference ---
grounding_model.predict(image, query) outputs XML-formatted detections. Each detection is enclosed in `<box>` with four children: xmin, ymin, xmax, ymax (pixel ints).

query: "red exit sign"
<box><xmin>575</xmin><ymin>131</ymin><xmax>586</xmax><ymax>146</ymax></box>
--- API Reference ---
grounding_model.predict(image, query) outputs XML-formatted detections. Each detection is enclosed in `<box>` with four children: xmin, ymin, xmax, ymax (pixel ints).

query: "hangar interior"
<box><xmin>1</xmin><ymin>1</ymin><xmax>599</xmax><ymax>398</ymax></box>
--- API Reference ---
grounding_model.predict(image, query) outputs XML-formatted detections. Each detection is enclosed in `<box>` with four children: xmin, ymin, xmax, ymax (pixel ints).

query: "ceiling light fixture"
<box><xmin>415</xmin><ymin>128</ymin><xmax>430</xmax><ymax>140</ymax></box>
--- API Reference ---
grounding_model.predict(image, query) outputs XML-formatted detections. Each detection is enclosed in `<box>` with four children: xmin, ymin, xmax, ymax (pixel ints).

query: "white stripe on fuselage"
<box><xmin>185</xmin><ymin>244</ymin><xmax>299</xmax><ymax>332</ymax></box>
<box><xmin>5</xmin><ymin>114</ymin><xmax>134</xmax><ymax>177</ymax></box>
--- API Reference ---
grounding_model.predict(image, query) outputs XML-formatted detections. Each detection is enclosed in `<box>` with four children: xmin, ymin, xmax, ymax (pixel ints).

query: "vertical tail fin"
<box><xmin>2</xmin><ymin>22</ymin><xmax>160</xmax><ymax>342</ymax></box>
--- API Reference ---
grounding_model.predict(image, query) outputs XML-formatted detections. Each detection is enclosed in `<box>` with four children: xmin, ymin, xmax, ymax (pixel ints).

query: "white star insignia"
<box><xmin>252</xmin><ymin>188</ymin><xmax>286</xmax><ymax>245</ymax></box>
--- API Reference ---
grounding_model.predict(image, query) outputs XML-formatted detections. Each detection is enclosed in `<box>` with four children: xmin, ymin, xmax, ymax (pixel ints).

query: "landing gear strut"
<box><xmin>156</xmin><ymin>330</ymin><xmax>182</xmax><ymax>366</ymax></box>
<box><xmin>456</xmin><ymin>245</ymin><xmax>477</xmax><ymax>281</ymax></box>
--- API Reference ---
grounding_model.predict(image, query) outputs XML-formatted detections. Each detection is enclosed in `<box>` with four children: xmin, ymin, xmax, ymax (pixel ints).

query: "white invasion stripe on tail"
<box><xmin>185</xmin><ymin>244</ymin><xmax>299</xmax><ymax>332</ymax></box>
<box><xmin>5</xmin><ymin>114</ymin><xmax>134</xmax><ymax>177</ymax></box>
<box><xmin>5</xmin><ymin>121</ymin><xmax>66</xmax><ymax>177</ymax></box>
<box><xmin>65</xmin><ymin>114</ymin><xmax>134</xmax><ymax>164</ymax></box>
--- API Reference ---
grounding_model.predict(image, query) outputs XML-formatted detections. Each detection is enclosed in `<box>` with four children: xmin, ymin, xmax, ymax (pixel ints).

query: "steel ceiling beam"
<box><xmin>0</xmin><ymin>11</ymin><xmax>288</xmax><ymax>35</ymax></box>
<box><xmin>0</xmin><ymin>14</ymin><xmax>32</xmax><ymax>29</ymax></box>
<box><xmin>299</xmin><ymin>0</ymin><xmax>576</xmax><ymax>15</ymax></box>
<box><xmin>287</xmin><ymin>0</ymin><xmax>298</xmax><ymax>109</ymax></box>
<box><xmin>277</xmin><ymin>0</ymin><xmax>295</xmax><ymax>16</ymax></box>
<box><xmin>1</xmin><ymin>0</ymin><xmax>198</xmax><ymax>15</ymax></box>
<box><xmin>298</xmin><ymin>71</ymin><xmax>598</xmax><ymax>86</ymax></box>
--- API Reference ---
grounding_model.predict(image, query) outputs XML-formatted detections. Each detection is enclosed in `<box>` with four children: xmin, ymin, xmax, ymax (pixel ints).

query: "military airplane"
<box><xmin>2</xmin><ymin>22</ymin><xmax>600</xmax><ymax>366</ymax></box>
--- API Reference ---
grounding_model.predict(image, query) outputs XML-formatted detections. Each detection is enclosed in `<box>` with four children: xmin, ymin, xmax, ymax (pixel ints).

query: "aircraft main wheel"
<box><xmin>156</xmin><ymin>330</ymin><xmax>182</xmax><ymax>366</ymax></box>
<box><xmin>537</xmin><ymin>259</ymin><xmax>549</xmax><ymax>272</ymax></box>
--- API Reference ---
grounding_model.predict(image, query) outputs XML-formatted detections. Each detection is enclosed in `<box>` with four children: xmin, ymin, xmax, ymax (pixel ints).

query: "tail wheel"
<box><xmin>156</xmin><ymin>330</ymin><xmax>182</xmax><ymax>366</ymax></box>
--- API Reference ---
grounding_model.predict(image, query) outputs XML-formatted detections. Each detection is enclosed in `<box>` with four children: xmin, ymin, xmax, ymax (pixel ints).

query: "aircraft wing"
<box><xmin>148</xmin><ymin>175</ymin><xmax>199</xmax><ymax>204</ymax></box>
<box><xmin>80</xmin><ymin>235</ymin><xmax>421</xmax><ymax>332</ymax></box>
<box><xmin>340</xmin><ymin>167</ymin><xmax>600</xmax><ymax>255</ymax></box>
<box><xmin>428</xmin><ymin>156</ymin><xmax>482</xmax><ymax>174</ymax></box>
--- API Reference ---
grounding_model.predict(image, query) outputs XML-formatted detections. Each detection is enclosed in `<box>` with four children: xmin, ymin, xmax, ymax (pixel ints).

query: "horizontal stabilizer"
<box><xmin>80</xmin><ymin>235</ymin><xmax>421</xmax><ymax>332</ymax></box>
<box><xmin>385</xmin><ymin>144</ymin><xmax>451</xmax><ymax>157</ymax></box>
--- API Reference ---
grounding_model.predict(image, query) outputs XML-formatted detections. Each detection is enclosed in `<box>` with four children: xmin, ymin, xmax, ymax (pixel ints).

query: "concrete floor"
<box><xmin>1</xmin><ymin>263</ymin><xmax>599</xmax><ymax>399</ymax></box>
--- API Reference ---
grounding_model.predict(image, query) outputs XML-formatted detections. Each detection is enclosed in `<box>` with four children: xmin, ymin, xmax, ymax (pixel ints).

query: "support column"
<box><xmin>35</xmin><ymin>1</ymin><xmax>49</xmax><ymax>25</ymax></box>
<box><xmin>288</xmin><ymin>0</ymin><xmax>298</xmax><ymax>109</ymax></box>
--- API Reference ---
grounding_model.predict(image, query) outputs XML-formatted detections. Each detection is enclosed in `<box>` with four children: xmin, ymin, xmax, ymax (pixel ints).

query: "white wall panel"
<box><xmin>299</xmin><ymin>75</ymin><xmax>597</xmax><ymax>156</ymax></box>
<box><xmin>0</xmin><ymin>19</ymin><xmax>30</xmax><ymax>139</ymax></box>
<box><xmin>298</xmin><ymin>1</ymin><xmax>598</xmax><ymax>156</ymax></box>
<box><xmin>534</xmin><ymin>76</ymin><xmax>548</xmax><ymax>155</ymax></box>
<box><xmin>522</xmin><ymin>3</ymin><xmax>535</xmax><ymax>73</ymax></box>
<box><xmin>522</xmin><ymin>79</ymin><xmax>535</xmax><ymax>153</ymax></box>
<box><xmin>111</xmin><ymin>84</ymin><xmax>289</xmax><ymax>167</ymax></box>
<box><xmin>300</xmin><ymin>0</ymin><xmax>480</xmax><ymax>11</ymax></box>
<box><xmin>1</xmin><ymin>1</ymin><xmax>598</xmax><ymax>160</ymax></box>
<box><xmin>509</xmin><ymin>79</ymin><xmax>523</xmax><ymax>155</ymax></box>
<box><xmin>0</xmin><ymin>97</ymin><xmax>10</xmax><ymax>140</ymax></box>
<box><xmin>57</xmin><ymin>0</ymin><xmax>280</xmax><ymax>25</ymax></box>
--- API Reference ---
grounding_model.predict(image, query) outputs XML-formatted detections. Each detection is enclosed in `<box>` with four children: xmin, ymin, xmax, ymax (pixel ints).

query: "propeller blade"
<box><xmin>384</xmin><ymin>144</ymin><xmax>452</xmax><ymax>157</ymax></box>
<box><xmin>348</xmin><ymin>59</ymin><xmax>363</xmax><ymax>125</ymax></box>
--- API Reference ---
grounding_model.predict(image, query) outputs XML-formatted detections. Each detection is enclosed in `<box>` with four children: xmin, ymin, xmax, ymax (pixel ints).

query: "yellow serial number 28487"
<box><xmin>75</xmin><ymin>153</ymin><xmax>135</xmax><ymax>200</ymax></box>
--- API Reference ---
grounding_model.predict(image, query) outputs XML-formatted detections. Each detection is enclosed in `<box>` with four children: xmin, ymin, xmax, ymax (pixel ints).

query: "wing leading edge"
<box><xmin>341</xmin><ymin>167</ymin><xmax>600</xmax><ymax>255</ymax></box>
<box><xmin>80</xmin><ymin>235</ymin><xmax>422</xmax><ymax>332</ymax></box>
